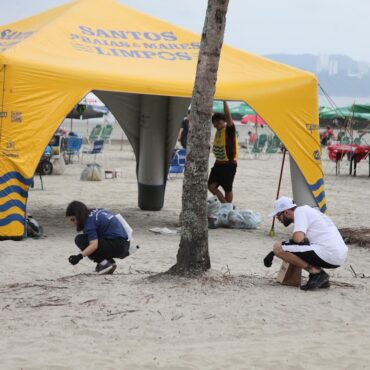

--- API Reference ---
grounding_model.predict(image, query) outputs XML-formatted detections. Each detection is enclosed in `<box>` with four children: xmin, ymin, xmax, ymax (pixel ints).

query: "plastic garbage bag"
<box><xmin>228</xmin><ymin>209</ymin><xmax>261</xmax><ymax>229</ymax></box>
<box><xmin>207</xmin><ymin>196</ymin><xmax>221</xmax><ymax>216</ymax></box>
<box><xmin>80</xmin><ymin>163</ymin><xmax>103</xmax><ymax>181</ymax></box>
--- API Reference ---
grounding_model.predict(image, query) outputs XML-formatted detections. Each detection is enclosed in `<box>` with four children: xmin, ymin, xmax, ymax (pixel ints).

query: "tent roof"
<box><xmin>0</xmin><ymin>0</ymin><xmax>316</xmax><ymax>100</ymax></box>
<box><xmin>0</xmin><ymin>0</ymin><xmax>325</xmax><ymax>220</ymax></box>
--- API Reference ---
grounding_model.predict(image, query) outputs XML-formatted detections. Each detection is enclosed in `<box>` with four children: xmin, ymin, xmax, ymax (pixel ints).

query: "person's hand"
<box><xmin>68</xmin><ymin>254</ymin><xmax>83</xmax><ymax>265</ymax></box>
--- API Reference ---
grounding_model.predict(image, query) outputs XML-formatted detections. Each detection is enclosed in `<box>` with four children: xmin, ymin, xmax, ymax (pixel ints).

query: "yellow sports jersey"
<box><xmin>212</xmin><ymin>125</ymin><xmax>238</xmax><ymax>163</ymax></box>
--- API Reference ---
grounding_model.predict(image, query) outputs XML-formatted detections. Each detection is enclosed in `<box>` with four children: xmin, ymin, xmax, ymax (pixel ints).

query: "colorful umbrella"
<box><xmin>241</xmin><ymin>114</ymin><xmax>267</xmax><ymax>126</ymax></box>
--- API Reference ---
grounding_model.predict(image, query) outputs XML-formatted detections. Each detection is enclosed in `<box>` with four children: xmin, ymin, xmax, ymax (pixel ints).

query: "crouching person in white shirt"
<box><xmin>265</xmin><ymin>196</ymin><xmax>348</xmax><ymax>291</ymax></box>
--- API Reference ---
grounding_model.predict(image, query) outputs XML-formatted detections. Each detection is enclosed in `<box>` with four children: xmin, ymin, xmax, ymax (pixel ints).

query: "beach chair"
<box><xmin>249</xmin><ymin>134</ymin><xmax>267</xmax><ymax>158</ymax></box>
<box><xmin>81</xmin><ymin>139</ymin><xmax>104</xmax><ymax>163</ymax></box>
<box><xmin>64</xmin><ymin>136</ymin><xmax>83</xmax><ymax>163</ymax></box>
<box><xmin>168</xmin><ymin>148</ymin><xmax>186</xmax><ymax>178</ymax></box>
<box><xmin>353</xmin><ymin>137</ymin><xmax>362</xmax><ymax>145</ymax></box>
<box><xmin>264</xmin><ymin>136</ymin><xmax>280</xmax><ymax>157</ymax></box>
<box><xmin>88</xmin><ymin>124</ymin><xmax>102</xmax><ymax>143</ymax></box>
<box><xmin>99</xmin><ymin>123</ymin><xmax>114</xmax><ymax>144</ymax></box>
<box><xmin>340</xmin><ymin>135</ymin><xmax>350</xmax><ymax>145</ymax></box>
<box><xmin>257</xmin><ymin>134</ymin><xmax>268</xmax><ymax>150</ymax></box>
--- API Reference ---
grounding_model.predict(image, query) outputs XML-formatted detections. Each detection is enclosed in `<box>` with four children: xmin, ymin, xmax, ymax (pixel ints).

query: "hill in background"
<box><xmin>265</xmin><ymin>54</ymin><xmax>370</xmax><ymax>98</ymax></box>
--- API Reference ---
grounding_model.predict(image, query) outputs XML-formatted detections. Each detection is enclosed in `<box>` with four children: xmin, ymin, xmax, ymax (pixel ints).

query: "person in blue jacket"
<box><xmin>66</xmin><ymin>200</ymin><xmax>130</xmax><ymax>274</ymax></box>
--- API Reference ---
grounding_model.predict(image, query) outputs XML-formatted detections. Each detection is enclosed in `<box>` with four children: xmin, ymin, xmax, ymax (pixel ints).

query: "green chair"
<box><xmin>100</xmin><ymin>124</ymin><xmax>114</xmax><ymax>144</ymax></box>
<box><xmin>257</xmin><ymin>133</ymin><xmax>268</xmax><ymax>150</ymax></box>
<box><xmin>88</xmin><ymin>124</ymin><xmax>102</xmax><ymax>143</ymax></box>
<box><xmin>340</xmin><ymin>135</ymin><xmax>350</xmax><ymax>144</ymax></box>
<box><xmin>353</xmin><ymin>137</ymin><xmax>362</xmax><ymax>145</ymax></box>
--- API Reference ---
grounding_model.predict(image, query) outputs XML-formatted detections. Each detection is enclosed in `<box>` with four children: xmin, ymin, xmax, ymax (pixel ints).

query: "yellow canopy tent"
<box><xmin>0</xmin><ymin>0</ymin><xmax>325</xmax><ymax>239</ymax></box>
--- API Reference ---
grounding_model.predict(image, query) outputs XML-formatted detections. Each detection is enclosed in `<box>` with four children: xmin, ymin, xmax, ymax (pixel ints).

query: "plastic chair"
<box><xmin>88</xmin><ymin>124</ymin><xmax>102</xmax><ymax>143</ymax></box>
<box><xmin>168</xmin><ymin>148</ymin><xmax>186</xmax><ymax>178</ymax></box>
<box><xmin>64</xmin><ymin>136</ymin><xmax>83</xmax><ymax>163</ymax></box>
<box><xmin>257</xmin><ymin>134</ymin><xmax>268</xmax><ymax>150</ymax></box>
<box><xmin>353</xmin><ymin>137</ymin><xmax>362</xmax><ymax>145</ymax></box>
<box><xmin>340</xmin><ymin>135</ymin><xmax>350</xmax><ymax>144</ymax></box>
<box><xmin>99</xmin><ymin>124</ymin><xmax>114</xmax><ymax>144</ymax></box>
<box><xmin>81</xmin><ymin>139</ymin><xmax>104</xmax><ymax>163</ymax></box>
<box><xmin>248</xmin><ymin>134</ymin><xmax>267</xmax><ymax>158</ymax></box>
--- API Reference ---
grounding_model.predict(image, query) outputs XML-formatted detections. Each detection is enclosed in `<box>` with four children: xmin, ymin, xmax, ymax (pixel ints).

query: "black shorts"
<box><xmin>292</xmin><ymin>251</ymin><xmax>339</xmax><ymax>269</ymax></box>
<box><xmin>208</xmin><ymin>163</ymin><xmax>237</xmax><ymax>193</ymax></box>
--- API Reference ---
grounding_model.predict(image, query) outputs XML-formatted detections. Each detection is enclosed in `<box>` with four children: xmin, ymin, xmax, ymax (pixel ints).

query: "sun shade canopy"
<box><xmin>0</xmin><ymin>0</ymin><xmax>324</xmax><ymax>238</ymax></box>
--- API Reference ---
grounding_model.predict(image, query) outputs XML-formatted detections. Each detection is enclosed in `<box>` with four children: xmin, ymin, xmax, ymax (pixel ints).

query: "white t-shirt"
<box><xmin>281</xmin><ymin>205</ymin><xmax>348</xmax><ymax>266</ymax></box>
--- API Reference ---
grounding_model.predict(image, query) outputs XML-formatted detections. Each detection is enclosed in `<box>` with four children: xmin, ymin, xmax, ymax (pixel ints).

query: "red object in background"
<box><xmin>241</xmin><ymin>114</ymin><xmax>267</xmax><ymax>125</ymax></box>
<box><xmin>327</xmin><ymin>144</ymin><xmax>370</xmax><ymax>162</ymax></box>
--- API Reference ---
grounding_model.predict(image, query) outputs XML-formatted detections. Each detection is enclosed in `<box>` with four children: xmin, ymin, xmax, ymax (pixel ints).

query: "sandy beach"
<box><xmin>1</xmin><ymin>141</ymin><xmax>370</xmax><ymax>369</ymax></box>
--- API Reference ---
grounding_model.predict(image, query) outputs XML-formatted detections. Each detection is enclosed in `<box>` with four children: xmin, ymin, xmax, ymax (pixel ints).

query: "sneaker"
<box><xmin>95</xmin><ymin>259</ymin><xmax>117</xmax><ymax>275</ymax></box>
<box><xmin>300</xmin><ymin>270</ymin><xmax>330</xmax><ymax>291</ymax></box>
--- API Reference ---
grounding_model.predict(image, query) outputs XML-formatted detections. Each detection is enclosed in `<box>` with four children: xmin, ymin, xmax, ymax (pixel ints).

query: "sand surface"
<box><xmin>1</xmin><ymin>142</ymin><xmax>370</xmax><ymax>369</ymax></box>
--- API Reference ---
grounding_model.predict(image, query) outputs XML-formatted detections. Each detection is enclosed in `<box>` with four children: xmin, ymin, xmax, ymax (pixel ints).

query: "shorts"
<box><xmin>208</xmin><ymin>163</ymin><xmax>237</xmax><ymax>193</ymax></box>
<box><xmin>292</xmin><ymin>250</ymin><xmax>339</xmax><ymax>269</ymax></box>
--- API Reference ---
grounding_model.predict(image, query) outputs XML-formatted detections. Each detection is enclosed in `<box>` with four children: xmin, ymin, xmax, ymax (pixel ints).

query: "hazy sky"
<box><xmin>1</xmin><ymin>0</ymin><xmax>370</xmax><ymax>62</ymax></box>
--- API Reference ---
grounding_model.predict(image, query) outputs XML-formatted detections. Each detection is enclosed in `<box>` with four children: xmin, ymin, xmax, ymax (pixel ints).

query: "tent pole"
<box><xmin>269</xmin><ymin>147</ymin><xmax>287</xmax><ymax>237</ymax></box>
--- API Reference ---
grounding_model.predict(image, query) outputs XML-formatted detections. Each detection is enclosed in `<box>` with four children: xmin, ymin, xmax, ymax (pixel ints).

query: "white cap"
<box><xmin>269</xmin><ymin>196</ymin><xmax>297</xmax><ymax>217</ymax></box>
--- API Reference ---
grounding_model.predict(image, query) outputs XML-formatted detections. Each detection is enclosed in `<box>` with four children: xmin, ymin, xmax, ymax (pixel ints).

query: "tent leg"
<box><xmin>289</xmin><ymin>155</ymin><xmax>317</xmax><ymax>208</ymax></box>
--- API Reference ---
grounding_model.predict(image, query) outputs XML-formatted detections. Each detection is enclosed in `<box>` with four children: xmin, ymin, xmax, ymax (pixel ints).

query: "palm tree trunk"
<box><xmin>170</xmin><ymin>0</ymin><xmax>229</xmax><ymax>275</ymax></box>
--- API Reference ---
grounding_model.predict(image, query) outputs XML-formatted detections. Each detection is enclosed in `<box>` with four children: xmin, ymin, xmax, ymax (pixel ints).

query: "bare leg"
<box><xmin>208</xmin><ymin>183</ymin><xmax>227</xmax><ymax>203</ymax></box>
<box><xmin>273</xmin><ymin>243</ymin><xmax>321</xmax><ymax>273</ymax></box>
<box><xmin>225</xmin><ymin>191</ymin><xmax>233</xmax><ymax>203</ymax></box>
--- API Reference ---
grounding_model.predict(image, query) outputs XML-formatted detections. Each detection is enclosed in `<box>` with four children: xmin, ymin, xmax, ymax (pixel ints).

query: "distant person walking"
<box><xmin>208</xmin><ymin>101</ymin><xmax>238</xmax><ymax>204</ymax></box>
<box><xmin>178</xmin><ymin>110</ymin><xmax>190</xmax><ymax>149</ymax></box>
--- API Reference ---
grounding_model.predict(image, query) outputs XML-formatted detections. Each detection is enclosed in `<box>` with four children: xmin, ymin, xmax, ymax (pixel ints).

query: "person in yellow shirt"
<box><xmin>208</xmin><ymin>101</ymin><xmax>238</xmax><ymax>203</ymax></box>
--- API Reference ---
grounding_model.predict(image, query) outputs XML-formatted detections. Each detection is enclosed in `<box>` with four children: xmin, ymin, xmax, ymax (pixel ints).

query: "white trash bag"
<box><xmin>207</xmin><ymin>196</ymin><xmax>221</xmax><ymax>216</ymax></box>
<box><xmin>80</xmin><ymin>163</ymin><xmax>103</xmax><ymax>181</ymax></box>
<box><xmin>51</xmin><ymin>156</ymin><xmax>65</xmax><ymax>175</ymax></box>
<box><xmin>228</xmin><ymin>209</ymin><xmax>261</xmax><ymax>229</ymax></box>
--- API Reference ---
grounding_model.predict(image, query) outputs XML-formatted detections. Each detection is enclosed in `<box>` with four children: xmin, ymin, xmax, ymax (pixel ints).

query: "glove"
<box><xmin>289</xmin><ymin>237</ymin><xmax>310</xmax><ymax>246</ymax></box>
<box><xmin>68</xmin><ymin>253</ymin><xmax>83</xmax><ymax>265</ymax></box>
<box><xmin>282</xmin><ymin>237</ymin><xmax>310</xmax><ymax>246</ymax></box>
<box><xmin>263</xmin><ymin>251</ymin><xmax>275</xmax><ymax>268</ymax></box>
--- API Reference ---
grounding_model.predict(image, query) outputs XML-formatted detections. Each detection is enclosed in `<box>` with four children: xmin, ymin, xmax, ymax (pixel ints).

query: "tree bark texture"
<box><xmin>172</xmin><ymin>0</ymin><xmax>229</xmax><ymax>275</ymax></box>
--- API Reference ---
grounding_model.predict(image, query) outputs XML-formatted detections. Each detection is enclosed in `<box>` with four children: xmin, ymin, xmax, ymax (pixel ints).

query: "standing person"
<box><xmin>208</xmin><ymin>101</ymin><xmax>238</xmax><ymax>203</ymax></box>
<box><xmin>178</xmin><ymin>110</ymin><xmax>190</xmax><ymax>149</ymax></box>
<box><xmin>321</xmin><ymin>126</ymin><xmax>336</xmax><ymax>146</ymax></box>
<box><xmin>247</xmin><ymin>131</ymin><xmax>257</xmax><ymax>145</ymax></box>
<box><xmin>66</xmin><ymin>200</ymin><xmax>131</xmax><ymax>274</ymax></box>
<box><xmin>264</xmin><ymin>196</ymin><xmax>348</xmax><ymax>291</ymax></box>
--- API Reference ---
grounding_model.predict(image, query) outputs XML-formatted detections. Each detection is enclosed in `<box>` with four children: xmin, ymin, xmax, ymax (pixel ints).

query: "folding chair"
<box><xmin>81</xmin><ymin>139</ymin><xmax>104</xmax><ymax>163</ymax></box>
<box><xmin>88</xmin><ymin>124</ymin><xmax>102</xmax><ymax>143</ymax></box>
<box><xmin>168</xmin><ymin>148</ymin><xmax>186</xmax><ymax>178</ymax></box>
<box><xmin>64</xmin><ymin>136</ymin><xmax>83</xmax><ymax>163</ymax></box>
<box><xmin>99</xmin><ymin>124</ymin><xmax>114</xmax><ymax>144</ymax></box>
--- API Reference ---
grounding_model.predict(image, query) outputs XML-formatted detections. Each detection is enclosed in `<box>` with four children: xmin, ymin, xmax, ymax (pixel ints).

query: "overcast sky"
<box><xmin>1</xmin><ymin>0</ymin><xmax>370</xmax><ymax>62</ymax></box>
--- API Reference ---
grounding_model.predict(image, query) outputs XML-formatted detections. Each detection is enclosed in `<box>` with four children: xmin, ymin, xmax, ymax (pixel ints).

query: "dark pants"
<box><xmin>292</xmin><ymin>251</ymin><xmax>339</xmax><ymax>269</ymax></box>
<box><xmin>75</xmin><ymin>234</ymin><xmax>130</xmax><ymax>263</ymax></box>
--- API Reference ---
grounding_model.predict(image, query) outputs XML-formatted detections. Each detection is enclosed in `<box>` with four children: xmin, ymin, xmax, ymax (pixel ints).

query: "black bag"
<box><xmin>26</xmin><ymin>216</ymin><xmax>44</xmax><ymax>238</ymax></box>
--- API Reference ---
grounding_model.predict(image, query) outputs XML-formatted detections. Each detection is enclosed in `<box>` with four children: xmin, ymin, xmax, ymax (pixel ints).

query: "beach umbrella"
<box><xmin>212</xmin><ymin>100</ymin><xmax>224</xmax><ymax>113</ymax></box>
<box><xmin>230</xmin><ymin>102</ymin><xmax>255</xmax><ymax>120</ymax></box>
<box><xmin>241</xmin><ymin>114</ymin><xmax>267</xmax><ymax>126</ymax></box>
<box><xmin>350</xmin><ymin>104</ymin><xmax>370</xmax><ymax>114</ymax></box>
<box><xmin>213</xmin><ymin>101</ymin><xmax>255</xmax><ymax>120</ymax></box>
<box><xmin>319</xmin><ymin>106</ymin><xmax>370</xmax><ymax>121</ymax></box>
<box><xmin>66</xmin><ymin>104</ymin><xmax>108</xmax><ymax>120</ymax></box>
<box><xmin>66</xmin><ymin>104</ymin><xmax>108</xmax><ymax>132</ymax></box>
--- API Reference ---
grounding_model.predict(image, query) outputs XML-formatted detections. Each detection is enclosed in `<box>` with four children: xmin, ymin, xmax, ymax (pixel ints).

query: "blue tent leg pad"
<box><xmin>138</xmin><ymin>183</ymin><xmax>165</xmax><ymax>210</ymax></box>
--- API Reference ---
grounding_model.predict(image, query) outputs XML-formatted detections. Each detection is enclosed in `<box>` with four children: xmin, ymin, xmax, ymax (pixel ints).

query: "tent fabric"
<box><xmin>319</xmin><ymin>106</ymin><xmax>370</xmax><ymax>121</ymax></box>
<box><xmin>0</xmin><ymin>0</ymin><xmax>325</xmax><ymax>238</ymax></box>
